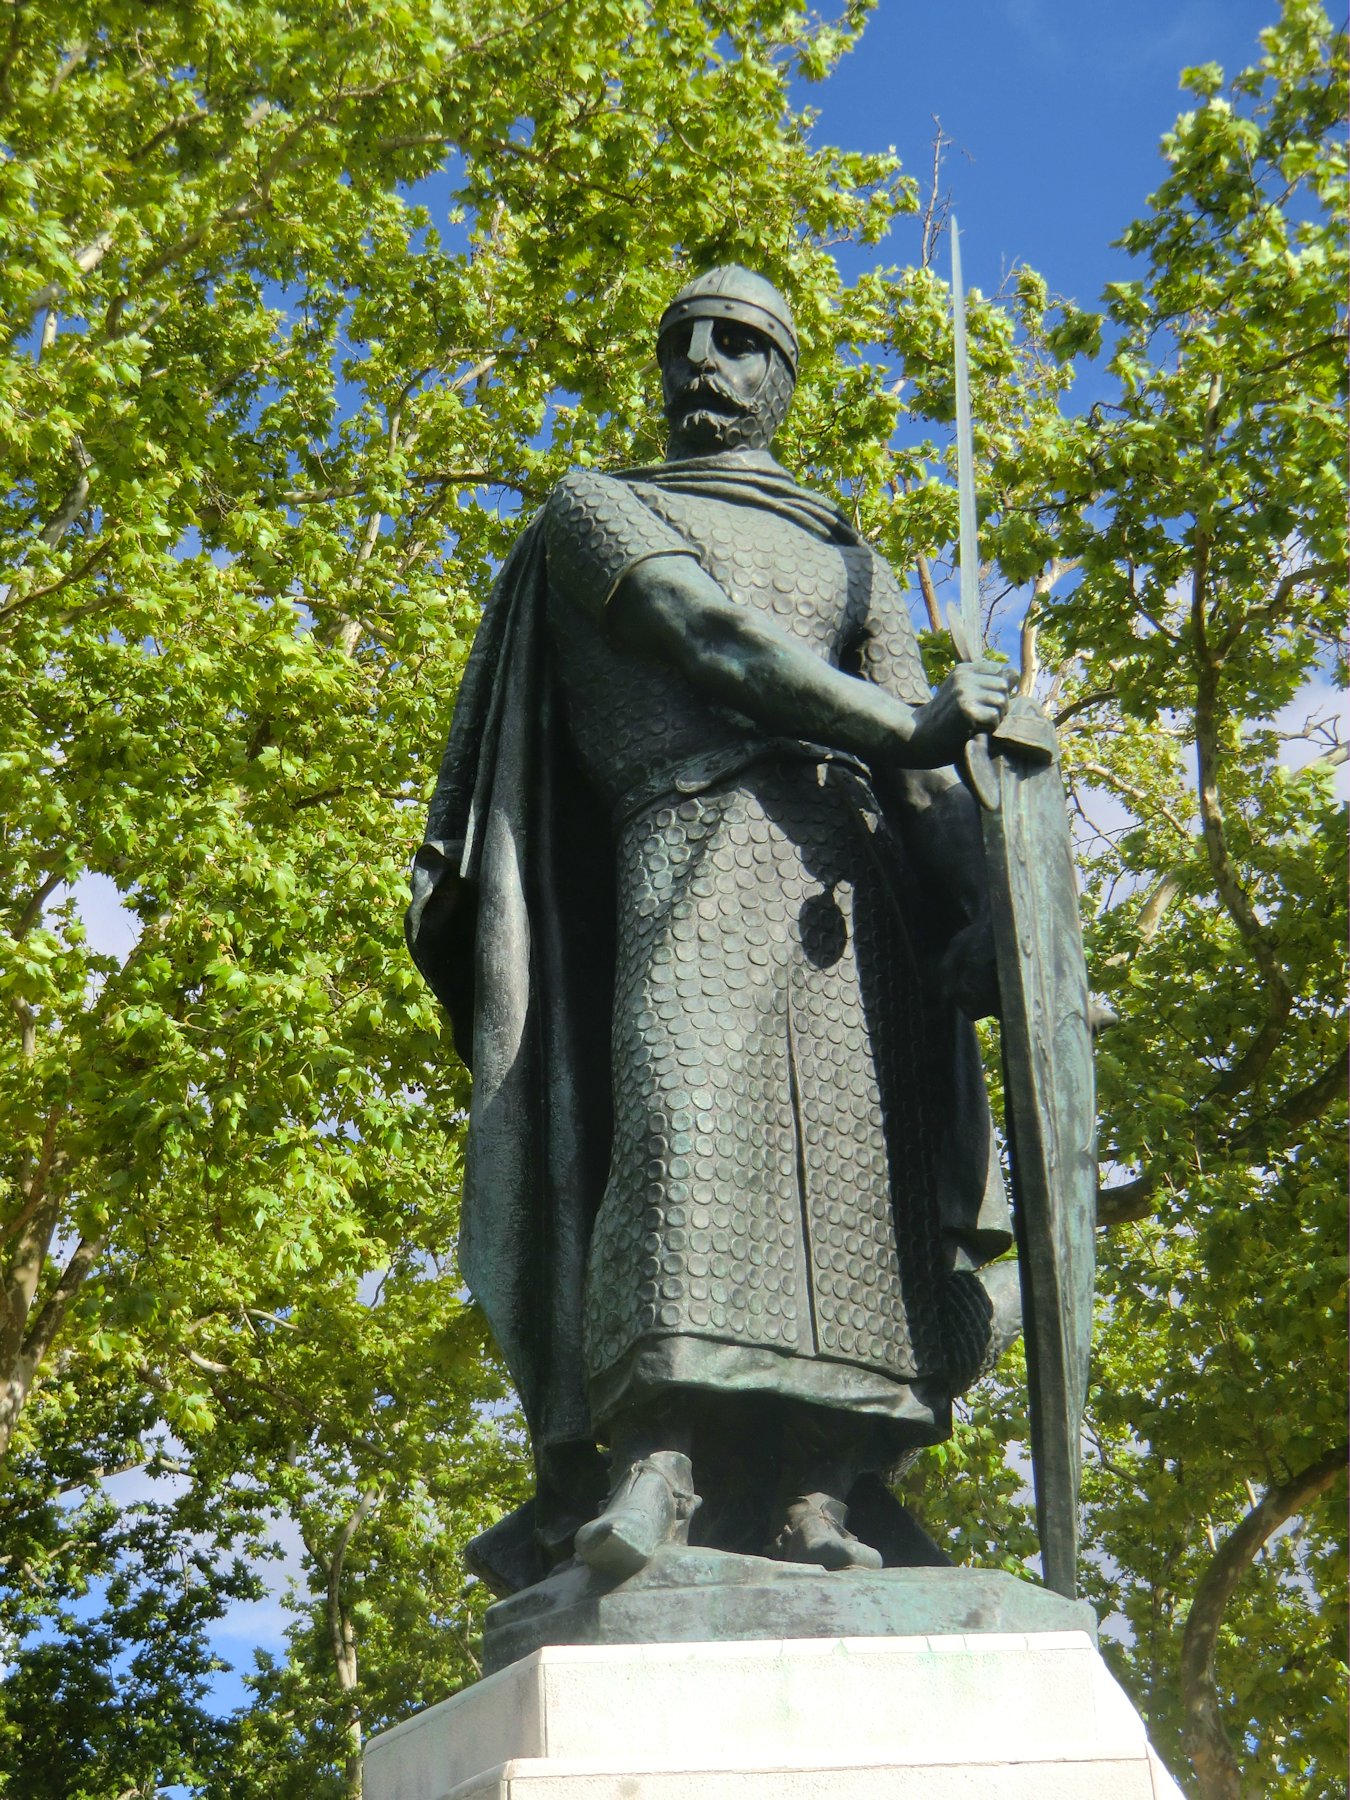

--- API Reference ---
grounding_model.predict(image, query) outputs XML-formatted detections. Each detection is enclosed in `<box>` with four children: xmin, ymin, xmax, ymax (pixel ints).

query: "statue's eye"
<box><xmin>717</xmin><ymin>325</ymin><xmax>759</xmax><ymax>357</ymax></box>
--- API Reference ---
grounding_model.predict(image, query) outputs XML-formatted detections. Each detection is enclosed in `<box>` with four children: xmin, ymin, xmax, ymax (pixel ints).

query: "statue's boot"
<box><xmin>767</xmin><ymin>1492</ymin><xmax>883</xmax><ymax>1572</ymax></box>
<box><xmin>574</xmin><ymin>1449</ymin><xmax>699</xmax><ymax>1580</ymax></box>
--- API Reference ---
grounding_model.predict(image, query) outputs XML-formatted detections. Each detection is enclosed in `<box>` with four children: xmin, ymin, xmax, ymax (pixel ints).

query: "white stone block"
<box><xmin>365</xmin><ymin>1633</ymin><xmax>1186</xmax><ymax>1800</ymax></box>
<box><xmin>445</xmin><ymin>1762</ymin><xmax>1160</xmax><ymax>1799</ymax></box>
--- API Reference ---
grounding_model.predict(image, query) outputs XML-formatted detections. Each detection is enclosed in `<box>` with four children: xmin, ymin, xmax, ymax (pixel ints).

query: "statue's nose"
<box><xmin>687</xmin><ymin>318</ymin><xmax>715</xmax><ymax>365</ymax></box>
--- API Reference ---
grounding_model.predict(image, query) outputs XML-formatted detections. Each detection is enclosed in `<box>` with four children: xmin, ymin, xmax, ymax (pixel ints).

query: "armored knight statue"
<box><xmin>407</xmin><ymin>267</ymin><xmax>1030</xmax><ymax>1595</ymax></box>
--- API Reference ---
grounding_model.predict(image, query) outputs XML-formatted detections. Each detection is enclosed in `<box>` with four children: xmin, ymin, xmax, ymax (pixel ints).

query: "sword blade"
<box><xmin>951</xmin><ymin>218</ymin><xmax>981</xmax><ymax>657</ymax></box>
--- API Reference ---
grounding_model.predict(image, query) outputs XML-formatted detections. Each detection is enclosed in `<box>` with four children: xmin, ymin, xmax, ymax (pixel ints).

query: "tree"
<box><xmin>185</xmin><ymin>1257</ymin><xmax>526</xmax><ymax>1799</ymax></box>
<box><xmin>0</xmin><ymin>0</ymin><xmax>908</xmax><ymax>1791</ymax></box>
<box><xmin>0</xmin><ymin>1380</ymin><xmax>269</xmax><ymax>1798</ymax></box>
<box><xmin>0</xmin><ymin>0</ymin><xmax>903</xmax><ymax>1476</ymax></box>
<box><xmin>896</xmin><ymin>10</ymin><xmax>1346</xmax><ymax>1791</ymax></box>
<box><xmin>780</xmin><ymin>10</ymin><xmax>1347</xmax><ymax>1794</ymax></box>
<box><xmin>963</xmin><ymin>8</ymin><xmax>1346</xmax><ymax>1793</ymax></box>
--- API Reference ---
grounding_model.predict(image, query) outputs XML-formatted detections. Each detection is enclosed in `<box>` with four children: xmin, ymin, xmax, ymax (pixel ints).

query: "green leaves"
<box><xmin>0</xmin><ymin>0</ymin><xmax>919</xmax><ymax>1789</ymax></box>
<box><xmin>1013</xmin><ymin>8</ymin><xmax>1348</xmax><ymax>1790</ymax></box>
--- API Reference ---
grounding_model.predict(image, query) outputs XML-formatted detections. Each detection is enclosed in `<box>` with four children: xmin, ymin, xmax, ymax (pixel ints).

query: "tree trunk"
<box><xmin>314</xmin><ymin>1487</ymin><xmax>385</xmax><ymax>1800</ymax></box>
<box><xmin>1180</xmin><ymin>1446</ymin><xmax>1347</xmax><ymax>1799</ymax></box>
<box><xmin>0</xmin><ymin>1189</ymin><xmax>101</xmax><ymax>1465</ymax></box>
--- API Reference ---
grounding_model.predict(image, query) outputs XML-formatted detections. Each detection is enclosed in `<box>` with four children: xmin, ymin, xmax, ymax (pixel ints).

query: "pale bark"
<box><xmin>1016</xmin><ymin>559</ymin><xmax>1078</xmax><ymax>696</ymax></box>
<box><xmin>913</xmin><ymin>549</ymin><xmax>942</xmax><ymax>632</ymax></box>
<box><xmin>38</xmin><ymin>441</ymin><xmax>92</xmax><ymax>548</ymax></box>
<box><xmin>0</xmin><ymin>914</ymin><xmax>161</xmax><ymax>1461</ymax></box>
<box><xmin>307</xmin><ymin>1488</ymin><xmax>386</xmax><ymax>1800</ymax></box>
<box><xmin>328</xmin><ymin>409</ymin><xmax>403</xmax><ymax>657</ymax></box>
<box><xmin>917</xmin><ymin>116</ymin><xmax>952</xmax><ymax>270</ymax></box>
<box><xmin>1075</xmin><ymin>761</ymin><xmax>1192</xmax><ymax>840</ymax></box>
<box><xmin>1180</xmin><ymin>1447</ymin><xmax>1347</xmax><ymax>1799</ymax></box>
<box><xmin>0</xmin><ymin>1223</ymin><xmax>104</xmax><ymax>1463</ymax></box>
<box><xmin>1136</xmin><ymin>870</ymin><xmax>1183</xmax><ymax>942</ymax></box>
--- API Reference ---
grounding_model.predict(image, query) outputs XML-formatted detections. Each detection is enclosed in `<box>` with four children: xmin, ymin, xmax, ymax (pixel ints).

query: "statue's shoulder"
<box><xmin>542</xmin><ymin>466</ymin><xmax>692</xmax><ymax>613</ymax></box>
<box><xmin>837</xmin><ymin>530</ymin><xmax>906</xmax><ymax>598</ymax></box>
<box><xmin>544</xmin><ymin>465</ymin><xmax>664</xmax><ymax>537</ymax></box>
<box><xmin>548</xmin><ymin>465</ymin><xmax>644</xmax><ymax>509</ymax></box>
<box><xmin>544</xmin><ymin>466</ymin><xmax>661</xmax><ymax>546</ymax></box>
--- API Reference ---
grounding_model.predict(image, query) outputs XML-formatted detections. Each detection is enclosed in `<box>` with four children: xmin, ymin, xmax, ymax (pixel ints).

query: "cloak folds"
<box><xmin>407</xmin><ymin>456</ymin><xmax>1008</xmax><ymax>1587</ymax></box>
<box><xmin>407</xmin><ymin>519</ymin><xmax>615</xmax><ymax>1568</ymax></box>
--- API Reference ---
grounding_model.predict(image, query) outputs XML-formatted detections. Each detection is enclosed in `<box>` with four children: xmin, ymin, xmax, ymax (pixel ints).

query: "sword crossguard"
<box><xmin>992</xmin><ymin>701</ymin><xmax>1057</xmax><ymax>764</ymax></box>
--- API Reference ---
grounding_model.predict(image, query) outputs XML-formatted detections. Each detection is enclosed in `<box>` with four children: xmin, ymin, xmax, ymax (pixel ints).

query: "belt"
<box><xmin>614</xmin><ymin>736</ymin><xmax>874</xmax><ymax>830</ymax></box>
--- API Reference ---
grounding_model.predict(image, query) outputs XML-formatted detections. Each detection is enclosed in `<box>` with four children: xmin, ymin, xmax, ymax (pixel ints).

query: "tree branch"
<box><xmin>913</xmin><ymin>549</ymin><xmax>942</xmax><ymax>632</ymax></box>
<box><xmin>48</xmin><ymin>37</ymin><xmax>87</xmax><ymax>93</ymax></box>
<box><xmin>1073</xmin><ymin>760</ymin><xmax>1193</xmax><ymax>838</ymax></box>
<box><xmin>322</xmin><ymin>1486</ymin><xmax>385</xmax><ymax>1800</ymax></box>
<box><xmin>1272</xmin><ymin>1052</ymin><xmax>1348</xmax><ymax>1131</ymax></box>
<box><xmin>0</xmin><ymin>538</ymin><xmax>112</xmax><ymax>626</ymax></box>
<box><xmin>1096</xmin><ymin>1169</ymin><xmax>1159</xmax><ymax>1228</ymax></box>
<box><xmin>326</xmin><ymin>407</ymin><xmax>402</xmax><ymax>656</ymax></box>
<box><xmin>1053</xmin><ymin>689</ymin><xmax>1117</xmax><ymax>728</ymax></box>
<box><xmin>1229</xmin><ymin>1046</ymin><xmax>1348</xmax><ymax>1148</ymax></box>
<box><xmin>0</xmin><ymin>1104</ymin><xmax>64</xmax><ymax>1250</ymax></box>
<box><xmin>12</xmin><ymin>867</ymin><xmax>66</xmax><ymax>938</ymax></box>
<box><xmin>1016</xmin><ymin>561</ymin><xmax>1077</xmax><ymax>696</ymax></box>
<box><xmin>21</xmin><ymin>1231</ymin><xmax>106</xmax><ymax>1377</ymax></box>
<box><xmin>1137</xmin><ymin>870</ymin><xmax>1183</xmax><ymax>942</ymax></box>
<box><xmin>38</xmin><ymin>440</ymin><xmax>92</xmax><ymax>548</ymax></box>
<box><xmin>280</xmin><ymin>469</ymin><xmax>491</xmax><ymax>505</ymax></box>
<box><xmin>918</xmin><ymin>115</ymin><xmax>952</xmax><ymax>270</ymax></box>
<box><xmin>0</xmin><ymin>7</ymin><xmax>24</xmax><ymax>115</ymax></box>
<box><xmin>1214</xmin><ymin>560</ymin><xmax>1341</xmax><ymax>660</ymax></box>
<box><xmin>1180</xmin><ymin>1445</ymin><xmax>1348</xmax><ymax>1800</ymax></box>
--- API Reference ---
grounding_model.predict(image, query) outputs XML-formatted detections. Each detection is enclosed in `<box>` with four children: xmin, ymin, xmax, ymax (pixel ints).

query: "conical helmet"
<box><xmin>657</xmin><ymin>265</ymin><xmax>799</xmax><ymax>375</ymax></box>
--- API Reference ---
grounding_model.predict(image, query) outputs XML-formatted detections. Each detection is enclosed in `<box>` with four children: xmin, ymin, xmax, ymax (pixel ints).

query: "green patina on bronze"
<box><xmin>407</xmin><ymin>265</ymin><xmax>1094</xmax><ymax>1616</ymax></box>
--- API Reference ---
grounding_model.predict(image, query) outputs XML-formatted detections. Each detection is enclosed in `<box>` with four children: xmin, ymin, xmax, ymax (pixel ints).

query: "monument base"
<box><xmin>480</xmin><ymin>1545</ymin><xmax>1096</xmax><ymax>1674</ymax></box>
<box><xmin>364</xmin><ymin>1632</ymin><xmax>1185</xmax><ymax>1800</ymax></box>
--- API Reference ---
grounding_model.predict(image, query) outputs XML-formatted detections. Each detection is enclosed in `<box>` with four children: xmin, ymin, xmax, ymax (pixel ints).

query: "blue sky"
<box><xmin>63</xmin><ymin>0</ymin><xmax>1314</xmax><ymax>1750</ymax></box>
<box><xmin>806</xmin><ymin>0</ymin><xmax>1281</xmax><ymax>312</ymax></box>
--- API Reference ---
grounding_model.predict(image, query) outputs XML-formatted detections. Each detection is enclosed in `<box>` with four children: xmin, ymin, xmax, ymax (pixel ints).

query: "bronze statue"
<box><xmin>408</xmin><ymin>266</ymin><xmax>1080</xmax><ymax>1601</ymax></box>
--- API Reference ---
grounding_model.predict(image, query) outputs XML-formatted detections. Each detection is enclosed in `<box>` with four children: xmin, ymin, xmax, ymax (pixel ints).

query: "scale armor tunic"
<box><xmin>543</xmin><ymin>467</ymin><xmax>968</xmax><ymax>1442</ymax></box>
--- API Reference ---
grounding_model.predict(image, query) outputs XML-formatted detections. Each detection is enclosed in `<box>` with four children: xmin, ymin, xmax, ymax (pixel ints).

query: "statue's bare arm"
<box><xmin>609</xmin><ymin>552</ymin><xmax>1011</xmax><ymax>774</ymax></box>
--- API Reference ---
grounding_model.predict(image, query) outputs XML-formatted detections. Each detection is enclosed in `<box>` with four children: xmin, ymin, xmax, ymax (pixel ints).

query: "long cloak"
<box><xmin>406</xmin><ymin>455</ymin><xmax>1007</xmax><ymax>1575</ymax></box>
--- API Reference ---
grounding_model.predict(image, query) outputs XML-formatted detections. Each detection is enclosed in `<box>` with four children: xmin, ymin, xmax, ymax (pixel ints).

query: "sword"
<box><xmin>945</xmin><ymin>220</ymin><xmax>1092</xmax><ymax>1604</ymax></box>
<box><xmin>950</xmin><ymin>218</ymin><xmax>982</xmax><ymax>665</ymax></box>
<box><xmin>947</xmin><ymin>219</ymin><xmax>1003</xmax><ymax>807</ymax></box>
<box><xmin>948</xmin><ymin>223</ymin><xmax>1054</xmax><ymax>800</ymax></box>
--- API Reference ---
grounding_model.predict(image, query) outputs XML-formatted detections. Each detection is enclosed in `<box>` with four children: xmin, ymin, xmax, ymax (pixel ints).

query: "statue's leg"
<box><xmin>765</xmin><ymin>1404</ymin><xmax>883</xmax><ymax>1572</ymax></box>
<box><xmin>574</xmin><ymin>1401</ymin><xmax>700</xmax><ymax>1579</ymax></box>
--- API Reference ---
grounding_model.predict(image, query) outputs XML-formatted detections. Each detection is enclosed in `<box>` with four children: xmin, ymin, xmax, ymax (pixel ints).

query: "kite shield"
<box><xmin>980</xmin><ymin>702</ymin><xmax>1097</xmax><ymax>1600</ymax></box>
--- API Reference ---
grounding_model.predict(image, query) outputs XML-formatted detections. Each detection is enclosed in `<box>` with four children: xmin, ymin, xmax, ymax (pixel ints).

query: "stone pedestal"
<box><xmin>479</xmin><ymin>1545</ymin><xmax>1096</xmax><ymax>1674</ymax></box>
<box><xmin>364</xmin><ymin>1632</ymin><xmax>1185</xmax><ymax>1800</ymax></box>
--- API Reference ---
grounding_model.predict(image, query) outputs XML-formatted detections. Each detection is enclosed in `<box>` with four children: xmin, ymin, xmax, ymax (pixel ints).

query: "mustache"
<box><xmin>670</xmin><ymin>372</ymin><xmax>756</xmax><ymax>416</ymax></box>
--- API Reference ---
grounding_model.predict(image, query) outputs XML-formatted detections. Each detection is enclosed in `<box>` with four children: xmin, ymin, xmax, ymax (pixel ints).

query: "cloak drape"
<box><xmin>407</xmin><ymin>455</ymin><xmax>1007</xmax><ymax>1583</ymax></box>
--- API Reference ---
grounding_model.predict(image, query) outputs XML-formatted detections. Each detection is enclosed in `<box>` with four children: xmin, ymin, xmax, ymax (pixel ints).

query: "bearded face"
<box><xmin>659</xmin><ymin>316</ymin><xmax>795</xmax><ymax>457</ymax></box>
